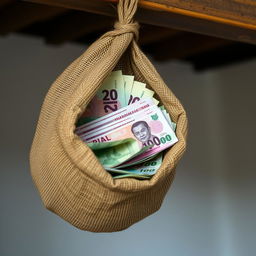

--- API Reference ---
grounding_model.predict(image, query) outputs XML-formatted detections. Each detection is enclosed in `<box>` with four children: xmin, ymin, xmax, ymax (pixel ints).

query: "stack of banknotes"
<box><xmin>75</xmin><ymin>71</ymin><xmax>178</xmax><ymax>179</ymax></box>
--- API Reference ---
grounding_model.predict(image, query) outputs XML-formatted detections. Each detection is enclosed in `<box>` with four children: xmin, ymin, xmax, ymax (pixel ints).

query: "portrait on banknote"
<box><xmin>131</xmin><ymin>121</ymin><xmax>158</xmax><ymax>145</ymax></box>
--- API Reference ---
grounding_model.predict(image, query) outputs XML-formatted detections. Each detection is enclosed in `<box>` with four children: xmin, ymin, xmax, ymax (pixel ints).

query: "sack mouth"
<box><xmin>57</xmin><ymin>93</ymin><xmax>187</xmax><ymax>193</ymax></box>
<box><xmin>56</xmin><ymin>38</ymin><xmax>188</xmax><ymax>192</ymax></box>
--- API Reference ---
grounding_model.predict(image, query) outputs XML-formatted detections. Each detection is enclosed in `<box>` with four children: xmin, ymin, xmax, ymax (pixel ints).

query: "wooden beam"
<box><xmin>0</xmin><ymin>2</ymin><xmax>67</xmax><ymax>35</ymax></box>
<box><xmin>139</xmin><ymin>25</ymin><xmax>180</xmax><ymax>45</ymax></box>
<box><xmin>23</xmin><ymin>0</ymin><xmax>256</xmax><ymax>45</ymax></box>
<box><xmin>145</xmin><ymin>33</ymin><xmax>233</xmax><ymax>61</ymax></box>
<box><xmin>0</xmin><ymin>0</ymin><xmax>15</xmax><ymax>8</ymax></box>
<box><xmin>45</xmin><ymin>12</ymin><xmax>114</xmax><ymax>44</ymax></box>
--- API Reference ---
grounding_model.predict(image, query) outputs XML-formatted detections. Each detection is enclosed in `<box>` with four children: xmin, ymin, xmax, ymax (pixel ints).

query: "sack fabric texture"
<box><xmin>30</xmin><ymin>0</ymin><xmax>188</xmax><ymax>232</ymax></box>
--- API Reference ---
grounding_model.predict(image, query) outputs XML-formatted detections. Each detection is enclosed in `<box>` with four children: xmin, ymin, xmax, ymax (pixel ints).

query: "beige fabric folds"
<box><xmin>29</xmin><ymin>0</ymin><xmax>188</xmax><ymax>232</ymax></box>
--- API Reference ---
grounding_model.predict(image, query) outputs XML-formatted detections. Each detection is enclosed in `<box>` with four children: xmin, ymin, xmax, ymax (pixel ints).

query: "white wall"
<box><xmin>0</xmin><ymin>34</ymin><xmax>255</xmax><ymax>256</ymax></box>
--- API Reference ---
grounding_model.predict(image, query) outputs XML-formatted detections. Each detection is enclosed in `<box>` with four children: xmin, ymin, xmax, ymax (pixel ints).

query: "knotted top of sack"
<box><xmin>113</xmin><ymin>0</ymin><xmax>139</xmax><ymax>40</ymax></box>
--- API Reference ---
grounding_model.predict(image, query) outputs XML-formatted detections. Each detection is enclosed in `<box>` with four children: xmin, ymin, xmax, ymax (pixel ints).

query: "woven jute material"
<box><xmin>30</xmin><ymin>0</ymin><xmax>188</xmax><ymax>232</ymax></box>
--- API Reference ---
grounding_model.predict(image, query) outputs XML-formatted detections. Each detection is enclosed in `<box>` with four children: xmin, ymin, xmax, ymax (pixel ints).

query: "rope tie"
<box><xmin>113</xmin><ymin>0</ymin><xmax>139</xmax><ymax>40</ymax></box>
<box><xmin>114</xmin><ymin>21</ymin><xmax>139</xmax><ymax>41</ymax></box>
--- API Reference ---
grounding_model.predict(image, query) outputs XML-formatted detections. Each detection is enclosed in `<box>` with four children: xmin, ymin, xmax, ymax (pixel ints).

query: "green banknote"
<box><xmin>106</xmin><ymin>153</ymin><xmax>162</xmax><ymax>176</ymax></box>
<box><xmin>77</xmin><ymin>70</ymin><xmax>126</xmax><ymax>123</ymax></box>
<box><xmin>93</xmin><ymin>140</ymin><xmax>152</xmax><ymax>168</ymax></box>
<box><xmin>112</xmin><ymin>173</ymin><xmax>150</xmax><ymax>179</ymax></box>
<box><xmin>128</xmin><ymin>81</ymin><xmax>146</xmax><ymax>105</ymax></box>
<box><xmin>87</xmin><ymin>138</ymin><xmax>135</xmax><ymax>150</ymax></box>
<box><xmin>123</xmin><ymin>75</ymin><xmax>134</xmax><ymax>105</ymax></box>
<box><xmin>116</xmin><ymin>152</ymin><xmax>160</xmax><ymax>168</ymax></box>
<box><xmin>78</xmin><ymin>98</ymin><xmax>178</xmax><ymax>168</ymax></box>
<box><xmin>160</xmin><ymin>106</ymin><xmax>176</xmax><ymax>131</ymax></box>
<box><xmin>128</xmin><ymin>81</ymin><xmax>159</xmax><ymax>105</ymax></box>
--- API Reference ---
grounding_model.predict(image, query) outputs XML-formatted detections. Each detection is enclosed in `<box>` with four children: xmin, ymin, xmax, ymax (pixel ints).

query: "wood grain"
<box><xmin>148</xmin><ymin>0</ymin><xmax>256</xmax><ymax>24</ymax></box>
<box><xmin>0</xmin><ymin>0</ymin><xmax>15</xmax><ymax>8</ymax></box>
<box><xmin>23</xmin><ymin>0</ymin><xmax>256</xmax><ymax>44</ymax></box>
<box><xmin>145</xmin><ymin>33</ymin><xmax>233</xmax><ymax>60</ymax></box>
<box><xmin>45</xmin><ymin>12</ymin><xmax>114</xmax><ymax>44</ymax></box>
<box><xmin>139</xmin><ymin>25</ymin><xmax>180</xmax><ymax>45</ymax></box>
<box><xmin>0</xmin><ymin>2</ymin><xmax>67</xmax><ymax>35</ymax></box>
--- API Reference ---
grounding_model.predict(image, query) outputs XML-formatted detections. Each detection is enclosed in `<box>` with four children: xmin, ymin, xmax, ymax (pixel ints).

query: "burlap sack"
<box><xmin>30</xmin><ymin>0</ymin><xmax>188</xmax><ymax>232</ymax></box>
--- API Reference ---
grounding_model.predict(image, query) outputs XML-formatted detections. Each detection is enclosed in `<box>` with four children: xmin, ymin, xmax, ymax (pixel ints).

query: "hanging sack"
<box><xmin>30</xmin><ymin>0</ymin><xmax>188</xmax><ymax>232</ymax></box>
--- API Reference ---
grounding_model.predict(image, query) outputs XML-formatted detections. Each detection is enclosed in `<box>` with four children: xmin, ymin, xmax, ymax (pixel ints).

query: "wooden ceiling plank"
<box><xmin>150</xmin><ymin>0</ymin><xmax>256</xmax><ymax>25</ymax></box>
<box><xmin>139</xmin><ymin>25</ymin><xmax>181</xmax><ymax>45</ymax></box>
<box><xmin>146</xmin><ymin>33</ymin><xmax>234</xmax><ymax>61</ymax></box>
<box><xmin>23</xmin><ymin>0</ymin><xmax>256</xmax><ymax>45</ymax></box>
<box><xmin>0</xmin><ymin>2</ymin><xmax>67</xmax><ymax>35</ymax></box>
<box><xmin>46</xmin><ymin>12</ymin><xmax>114</xmax><ymax>45</ymax></box>
<box><xmin>0</xmin><ymin>0</ymin><xmax>16</xmax><ymax>8</ymax></box>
